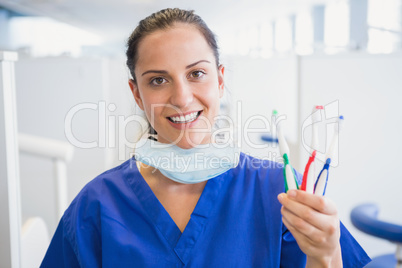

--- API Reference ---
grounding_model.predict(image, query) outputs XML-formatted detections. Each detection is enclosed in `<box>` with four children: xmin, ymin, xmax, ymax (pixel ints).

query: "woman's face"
<box><xmin>129</xmin><ymin>23</ymin><xmax>224</xmax><ymax>149</ymax></box>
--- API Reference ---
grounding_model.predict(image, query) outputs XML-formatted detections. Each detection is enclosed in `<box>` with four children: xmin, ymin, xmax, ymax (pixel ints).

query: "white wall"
<box><xmin>15</xmin><ymin>57</ymin><xmax>110</xmax><ymax>233</ymax></box>
<box><xmin>224</xmin><ymin>55</ymin><xmax>300</xmax><ymax>166</ymax></box>
<box><xmin>103</xmin><ymin>57</ymin><xmax>145</xmax><ymax>169</ymax></box>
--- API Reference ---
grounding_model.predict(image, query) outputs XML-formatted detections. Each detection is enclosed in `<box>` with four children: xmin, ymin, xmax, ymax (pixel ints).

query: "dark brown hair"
<box><xmin>126</xmin><ymin>8</ymin><xmax>220</xmax><ymax>82</ymax></box>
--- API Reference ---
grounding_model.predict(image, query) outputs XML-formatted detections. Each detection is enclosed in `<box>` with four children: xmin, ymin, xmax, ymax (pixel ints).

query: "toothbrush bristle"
<box><xmin>316</xmin><ymin>105</ymin><xmax>324</xmax><ymax>109</ymax></box>
<box><xmin>272</xmin><ymin>109</ymin><xmax>278</xmax><ymax>115</ymax></box>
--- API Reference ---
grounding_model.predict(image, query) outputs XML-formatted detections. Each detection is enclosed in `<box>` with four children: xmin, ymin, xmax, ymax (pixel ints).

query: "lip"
<box><xmin>166</xmin><ymin>110</ymin><xmax>203</xmax><ymax>130</ymax></box>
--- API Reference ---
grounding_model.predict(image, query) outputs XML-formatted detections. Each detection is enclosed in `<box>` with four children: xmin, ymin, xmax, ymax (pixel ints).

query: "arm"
<box><xmin>278</xmin><ymin>190</ymin><xmax>342</xmax><ymax>268</ymax></box>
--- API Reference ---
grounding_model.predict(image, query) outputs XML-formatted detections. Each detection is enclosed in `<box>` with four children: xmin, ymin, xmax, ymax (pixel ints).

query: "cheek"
<box><xmin>202</xmin><ymin>84</ymin><xmax>221</xmax><ymax>112</ymax></box>
<box><xmin>144</xmin><ymin>106</ymin><xmax>165</xmax><ymax>130</ymax></box>
<box><xmin>140</xmin><ymin>92</ymin><xmax>166</xmax><ymax>117</ymax></box>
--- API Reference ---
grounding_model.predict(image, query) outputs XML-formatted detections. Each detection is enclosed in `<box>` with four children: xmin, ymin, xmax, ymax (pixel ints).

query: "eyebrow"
<box><xmin>141</xmin><ymin>70</ymin><xmax>167</xmax><ymax>76</ymax></box>
<box><xmin>185</xmin><ymin>60</ymin><xmax>211</xmax><ymax>69</ymax></box>
<box><xmin>141</xmin><ymin>60</ymin><xmax>211</xmax><ymax>77</ymax></box>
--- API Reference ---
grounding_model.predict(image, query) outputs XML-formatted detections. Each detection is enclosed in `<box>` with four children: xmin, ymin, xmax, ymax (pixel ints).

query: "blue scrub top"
<box><xmin>41</xmin><ymin>153</ymin><xmax>371</xmax><ymax>267</ymax></box>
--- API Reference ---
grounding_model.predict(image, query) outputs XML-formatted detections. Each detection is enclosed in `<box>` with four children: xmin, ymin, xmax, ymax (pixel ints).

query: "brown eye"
<box><xmin>151</xmin><ymin>77</ymin><xmax>166</xmax><ymax>85</ymax></box>
<box><xmin>191</xmin><ymin>70</ymin><xmax>205</xmax><ymax>78</ymax></box>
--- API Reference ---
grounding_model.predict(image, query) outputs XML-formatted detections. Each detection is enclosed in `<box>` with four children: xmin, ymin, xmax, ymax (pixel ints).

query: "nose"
<box><xmin>169</xmin><ymin>80</ymin><xmax>193</xmax><ymax>108</ymax></box>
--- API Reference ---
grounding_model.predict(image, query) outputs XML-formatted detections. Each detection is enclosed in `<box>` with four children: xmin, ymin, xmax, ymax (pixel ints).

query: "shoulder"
<box><xmin>225</xmin><ymin>152</ymin><xmax>286</xmax><ymax>193</ymax></box>
<box><xmin>62</xmin><ymin>158</ymin><xmax>137</xmax><ymax>229</ymax></box>
<box><xmin>70</xmin><ymin>158</ymin><xmax>134</xmax><ymax>206</ymax></box>
<box><xmin>233</xmin><ymin>152</ymin><xmax>284</xmax><ymax>179</ymax></box>
<box><xmin>51</xmin><ymin>158</ymin><xmax>144</xmax><ymax>264</ymax></box>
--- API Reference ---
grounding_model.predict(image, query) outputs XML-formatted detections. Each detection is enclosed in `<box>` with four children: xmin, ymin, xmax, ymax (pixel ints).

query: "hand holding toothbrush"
<box><xmin>278</xmin><ymin>190</ymin><xmax>343</xmax><ymax>267</ymax></box>
<box><xmin>276</xmin><ymin>108</ymin><xmax>343</xmax><ymax>267</ymax></box>
<box><xmin>289</xmin><ymin>115</ymin><xmax>344</xmax><ymax>267</ymax></box>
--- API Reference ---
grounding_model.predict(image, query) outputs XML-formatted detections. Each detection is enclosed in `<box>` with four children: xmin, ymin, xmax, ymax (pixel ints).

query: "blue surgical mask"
<box><xmin>133</xmin><ymin>139</ymin><xmax>240</xmax><ymax>184</ymax></box>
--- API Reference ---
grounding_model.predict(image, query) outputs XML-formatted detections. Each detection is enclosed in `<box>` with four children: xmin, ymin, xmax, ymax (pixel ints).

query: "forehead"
<box><xmin>135</xmin><ymin>23</ymin><xmax>215</xmax><ymax>72</ymax></box>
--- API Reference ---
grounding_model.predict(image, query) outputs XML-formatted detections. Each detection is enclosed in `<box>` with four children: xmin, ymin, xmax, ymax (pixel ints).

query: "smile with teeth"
<box><xmin>168</xmin><ymin>111</ymin><xmax>202</xmax><ymax>124</ymax></box>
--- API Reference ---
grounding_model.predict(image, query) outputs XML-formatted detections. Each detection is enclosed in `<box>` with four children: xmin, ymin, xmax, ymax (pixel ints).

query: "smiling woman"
<box><xmin>41</xmin><ymin>8</ymin><xmax>371</xmax><ymax>268</ymax></box>
<box><xmin>126</xmin><ymin>10</ymin><xmax>224</xmax><ymax>149</ymax></box>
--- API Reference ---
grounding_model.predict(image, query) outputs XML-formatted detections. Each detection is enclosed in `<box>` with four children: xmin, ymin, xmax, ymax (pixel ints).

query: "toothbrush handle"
<box><xmin>301</xmin><ymin>151</ymin><xmax>316</xmax><ymax>192</ymax></box>
<box><xmin>285</xmin><ymin>164</ymin><xmax>298</xmax><ymax>191</ymax></box>
<box><xmin>306</xmin><ymin>162</ymin><xmax>316</xmax><ymax>194</ymax></box>
<box><xmin>315</xmin><ymin>165</ymin><xmax>329</xmax><ymax>196</ymax></box>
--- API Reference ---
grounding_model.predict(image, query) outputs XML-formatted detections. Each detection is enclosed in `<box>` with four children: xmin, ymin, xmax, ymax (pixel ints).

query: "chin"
<box><xmin>170</xmin><ymin>133</ymin><xmax>211</xmax><ymax>149</ymax></box>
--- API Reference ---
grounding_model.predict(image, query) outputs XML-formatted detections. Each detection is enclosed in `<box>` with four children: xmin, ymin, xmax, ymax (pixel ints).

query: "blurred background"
<box><xmin>1</xmin><ymin>0</ymin><xmax>402</xmax><ymax>267</ymax></box>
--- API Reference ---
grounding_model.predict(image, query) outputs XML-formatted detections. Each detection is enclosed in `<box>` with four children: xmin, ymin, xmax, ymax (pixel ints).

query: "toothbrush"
<box><xmin>277</xmin><ymin>113</ymin><xmax>298</xmax><ymax>192</ymax></box>
<box><xmin>301</xmin><ymin>150</ymin><xmax>316</xmax><ymax>192</ymax></box>
<box><xmin>301</xmin><ymin>106</ymin><xmax>323</xmax><ymax>193</ymax></box>
<box><xmin>314</xmin><ymin>115</ymin><xmax>344</xmax><ymax>196</ymax></box>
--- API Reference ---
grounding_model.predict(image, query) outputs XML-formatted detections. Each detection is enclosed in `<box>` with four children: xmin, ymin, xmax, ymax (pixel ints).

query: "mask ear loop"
<box><xmin>148</xmin><ymin>125</ymin><xmax>158</xmax><ymax>141</ymax></box>
<box><xmin>130</xmin><ymin>97</ymin><xmax>158</xmax><ymax>173</ymax></box>
<box><xmin>135</xmin><ymin>125</ymin><xmax>158</xmax><ymax>175</ymax></box>
<box><xmin>132</xmin><ymin>120</ymin><xmax>155</xmax><ymax>158</ymax></box>
<box><xmin>213</xmin><ymin>118</ymin><xmax>226</xmax><ymax>143</ymax></box>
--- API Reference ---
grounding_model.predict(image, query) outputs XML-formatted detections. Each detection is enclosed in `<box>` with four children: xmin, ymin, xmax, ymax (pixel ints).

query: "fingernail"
<box><xmin>288</xmin><ymin>190</ymin><xmax>297</xmax><ymax>198</ymax></box>
<box><xmin>277</xmin><ymin>193</ymin><xmax>284</xmax><ymax>202</ymax></box>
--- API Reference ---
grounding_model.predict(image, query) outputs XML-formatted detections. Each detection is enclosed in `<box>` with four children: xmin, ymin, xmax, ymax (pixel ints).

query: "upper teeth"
<box><xmin>170</xmin><ymin>112</ymin><xmax>199</xmax><ymax>123</ymax></box>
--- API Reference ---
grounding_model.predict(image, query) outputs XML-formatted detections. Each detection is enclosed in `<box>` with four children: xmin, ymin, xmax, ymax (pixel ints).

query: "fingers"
<box><xmin>278</xmin><ymin>190</ymin><xmax>339</xmax><ymax>233</ymax></box>
<box><xmin>281</xmin><ymin>204</ymin><xmax>338</xmax><ymax>239</ymax></box>
<box><xmin>281</xmin><ymin>214</ymin><xmax>317</xmax><ymax>247</ymax></box>
<box><xmin>285</xmin><ymin>190</ymin><xmax>338</xmax><ymax>215</ymax></box>
<box><xmin>281</xmin><ymin>200</ymin><xmax>325</xmax><ymax>231</ymax></box>
<box><xmin>281</xmin><ymin>206</ymin><xmax>341</xmax><ymax>261</ymax></box>
<box><xmin>278</xmin><ymin>190</ymin><xmax>341</xmax><ymax>263</ymax></box>
<box><xmin>281</xmin><ymin>206</ymin><xmax>319</xmax><ymax>241</ymax></box>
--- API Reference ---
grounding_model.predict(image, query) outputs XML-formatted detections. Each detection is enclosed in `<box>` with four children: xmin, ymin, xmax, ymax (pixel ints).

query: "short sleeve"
<box><xmin>40</xmin><ymin>219</ymin><xmax>80</xmax><ymax>268</ymax></box>
<box><xmin>41</xmin><ymin>183</ymin><xmax>103</xmax><ymax>267</ymax></box>
<box><xmin>280</xmin><ymin>229</ymin><xmax>307</xmax><ymax>267</ymax></box>
<box><xmin>339</xmin><ymin>222</ymin><xmax>371</xmax><ymax>267</ymax></box>
<box><xmin>280</xmin><ymin>221</ymin><xmax>371</xmax><ymax>268</ymax></box>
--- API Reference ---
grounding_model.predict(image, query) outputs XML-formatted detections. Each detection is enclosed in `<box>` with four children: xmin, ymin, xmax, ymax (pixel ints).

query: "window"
<box><xmin>295</xmin><ymin>10</ymin><xmax>314</xmax><ymax>55</ymax></box>
<box><xmin>9</xmin><ymin>16</ymin><xmax>101</xmax><ymax>57</ymax></box>
<box><xmin>324</xmin><ymin>1</ymin><xmax>350</xmax><ymax>54</ymax></box>
<box><xmin>275</xmin><ymin>18</ymin><xmax>292</xmax><ymax>53</ymax></box>
<box><xmin>260</xmin><ymin>22</ymin><xmax>274</xmax><ymax>58</ymax></box>
<box><xmin>367</xmin><ymin>0</ymin><xmax>402</xmax><ymax>53</ymax></box>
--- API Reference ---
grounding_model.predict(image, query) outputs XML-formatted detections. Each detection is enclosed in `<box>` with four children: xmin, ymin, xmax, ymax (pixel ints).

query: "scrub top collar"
<box><xmin>125</xmin><ymin>157</ymin><xmax>227</xmax><ymax>265</ymax></box>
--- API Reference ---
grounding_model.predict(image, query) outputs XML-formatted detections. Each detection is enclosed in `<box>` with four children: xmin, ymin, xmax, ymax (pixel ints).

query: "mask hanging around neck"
<box><xmin>133</xmin><ymin>139</ymin><xmax>240</xmax><ymax>184</ymax></box>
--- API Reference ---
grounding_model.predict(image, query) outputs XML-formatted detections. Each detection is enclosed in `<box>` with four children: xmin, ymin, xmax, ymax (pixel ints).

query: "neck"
<box><xmin>137</xmin><ymin>161</ymin><xmax>207</xmax><ymax>192</ymax></box>
<box><xmin>155</xmin><ymin>135</ymin><xmax>215</xmax><ymax>150</ymax></box>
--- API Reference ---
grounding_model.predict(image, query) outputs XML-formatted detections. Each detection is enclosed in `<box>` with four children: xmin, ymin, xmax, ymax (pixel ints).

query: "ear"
<box><xmin>128</xmin><ymin>79</ymin><xmax>144</xmax><ymax>110</ymax></box>
<box><xmin>218</xmin><ymin>65</ymin><xmax>225</xmax><ymax>98</ymax></box>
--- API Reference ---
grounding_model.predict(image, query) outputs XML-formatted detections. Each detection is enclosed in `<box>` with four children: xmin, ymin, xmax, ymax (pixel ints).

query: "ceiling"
<box><xmin>0</xmin><ymin>0</ymin><xmax>333</xmax><ymax>50</ymax></box>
